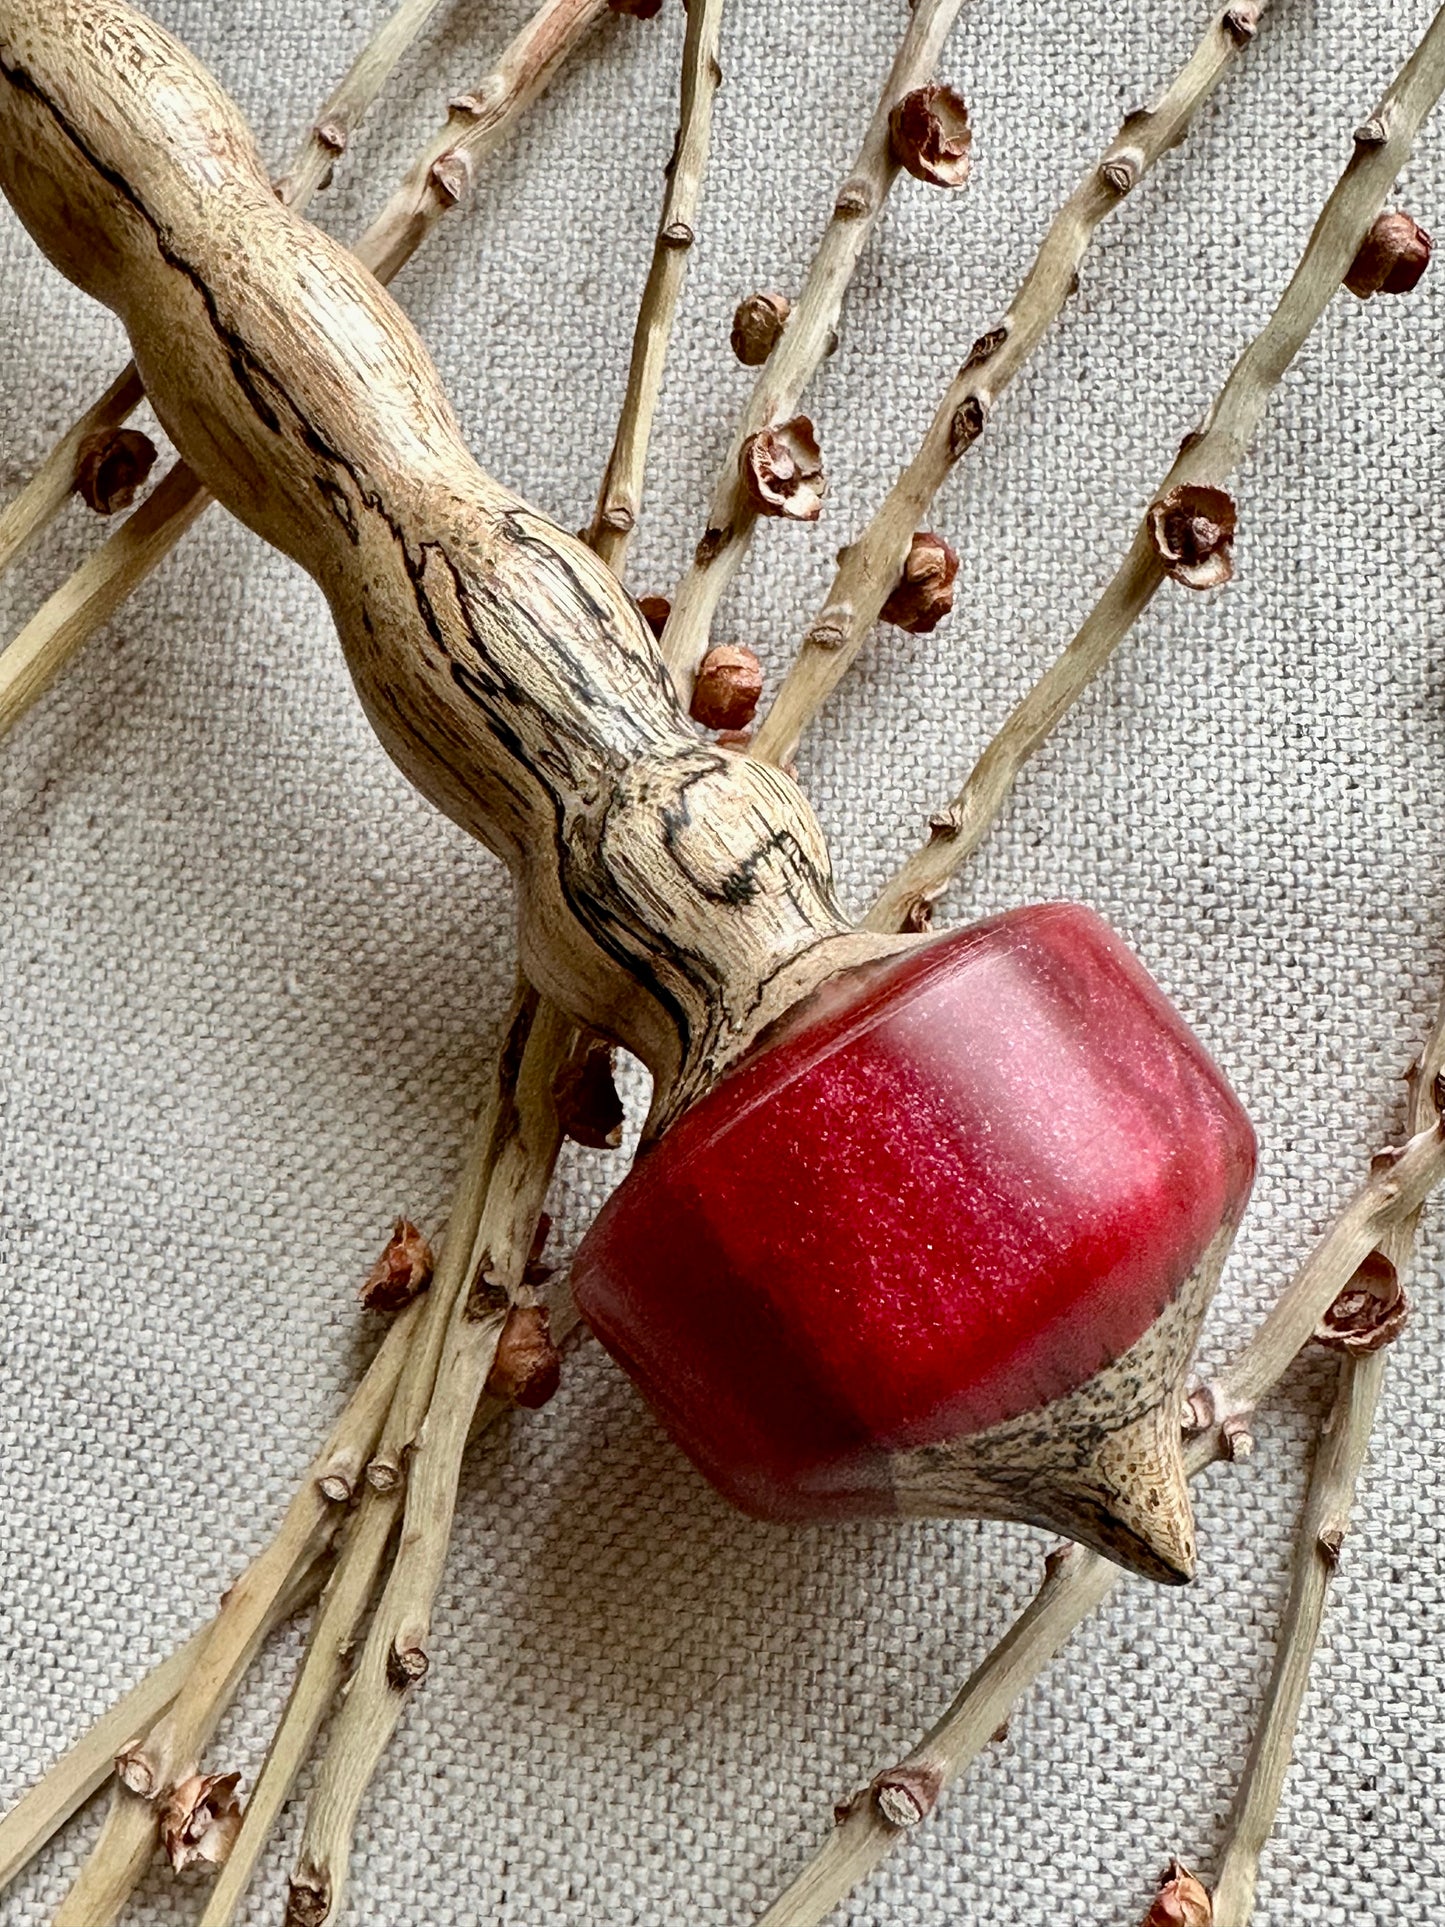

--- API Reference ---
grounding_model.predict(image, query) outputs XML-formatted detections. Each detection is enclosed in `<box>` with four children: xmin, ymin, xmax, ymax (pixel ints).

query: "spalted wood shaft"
<box><xmin>0</xmin><ymin>0</ymin><xmax>906</xmax><ymax>1123</ymax></box>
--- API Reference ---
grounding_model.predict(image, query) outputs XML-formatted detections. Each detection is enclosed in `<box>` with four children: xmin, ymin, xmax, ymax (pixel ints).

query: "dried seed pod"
<box><xmin>1315</xmin><ymin>1249</ymin><xmax>1410</xmax><ymax>1354</ymax></box>
<box><xmin>359</xmin><ymin>1218</ymin><xmax>434</xmax><ymax>1312</ymax></box>
<box><xmin>740</xmin><ymin>415</ymin><xmax>826</xmax><ymax>520</ymax></box>
<box><xmin>1147</xmin><ymin>484</ymin><xmax>1237</xmax><ymax>590</ymax></box>
<box><xmin>74</xmin><ymin>426</ymin><xmax>157</xmax><ymax>514</ymax></box>
<box><xmin>888</xmin><ymin>84</ymin><xmax>973</xmax><ymax>189</ymax></box>
<box><xmin>730</xmin><ymin>289</ymin><xmax>791</xmax><ymax>365</ymax></box>
<box><xmin>158</xmin><ymin>1771</ymin><xmax>243</xmax><ymax>1874</ymax></box>
<box><xmin>636</xmin><ymin>593</ymin><xmax>671</xmax><ymax>639</ymax></box>
<box><xmin>1141</xmin><ymin>1861</ymin><xmax>1212</xmax><ymax>1927</ymax></box>
<box><xmin>554</xmin><ymin>1032</ymin><xmax>626</xmax><ymax>1149</ymax></box>
<box><xmin>1344</xmin><ymin>209</ymin><xmax>1433</xmax><ymax>297</ymax></box>
<box><xmin>879</xmin><ymin>531</ymin><xmax>960</xmax><ymax>634</ymax></box>
<box><xmin>485</xmin><ymin>1303</ymin><xmax>562</xmax><ymax>1408</ymax></box>
<box><xmin>690</xmin><ymin>644</ymin><xmax>764</xmax><ymax>730</ymax></box>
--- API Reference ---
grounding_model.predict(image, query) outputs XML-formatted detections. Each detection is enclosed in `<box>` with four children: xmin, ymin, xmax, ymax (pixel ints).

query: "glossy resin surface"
<box><xmin>572</xmin><ymin>904</ymin><xmax>1256</xmax><ymax>1519</ymax></box>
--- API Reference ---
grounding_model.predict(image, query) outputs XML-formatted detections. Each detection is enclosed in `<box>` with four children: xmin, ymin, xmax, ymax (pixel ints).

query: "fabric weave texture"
<box><xmin>1</xmin><ymin>1</ymin><xmax>1442</xmax><ymax>1922</ymax></box>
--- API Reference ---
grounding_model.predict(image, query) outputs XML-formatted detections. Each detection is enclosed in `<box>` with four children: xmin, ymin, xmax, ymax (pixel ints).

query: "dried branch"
<box><xmin>754</xmin><ymin>1088</ymin><xmax>1445</xmax><ymax>1927</ymax></box>
<box><xmin>0</xmin><ymin>0</ymin><xmax>610</xmax><ymax>743</ymax></box>
<box><xmin>191</xmin><ymin>1083</ymin><xmax>509</xmax><ymax>1927</ymax></box>
<box><xmin>285</xmin><ymin>996</ymin><xmax>569</xmax><ymax>1927</ymax></box>
<box><xmin>0</xmin><ymin>1630</ymin><xmax>201</xmax><ymax>1893</ymax></box>
<box><xmin>46</xmin><ymin>1304</ymin><xmax>419</xmax><ymax>1927</ymax></box>
<box><xmin>749</xmin><ymin>0</ymin><xmax>1268</xmax><ymax>769</ymax></box>
<box><xmin>0</xmin><ymin>0</ymin><xmax>448</xmax><ymax>584</ymax></box>
<box><xmin>865</xmin><ymin>8</ymin><xmax>1445</xmax><ymax>937</ymax></box>
<box><xmin>354</xmin><ymin>0</ymin><xmax>613</xmax><ymax>286</ymax></box>
<box><xmin>658</xmin><ymin>0</ymin><xmax>970</xmax><ymax>690</ymax></box>
<box><xmin>279</xmin><ymin>0</ymin><xmax>452</xmax><ymax>208</ymax></box>
<box><xmin>1204</xmin><ymin>994</ymin><xmax>1445</xmax><ymax>1926</ymax></box>
<box><xmin>585</xmin><ymin>0</ymin><xmax>726</xmax><ymax>572</ymax></box>
<box><xmin>1206</xmin><ymin>1353</ymin><xmax>1384</xmax><ymax>1927</ymax></box>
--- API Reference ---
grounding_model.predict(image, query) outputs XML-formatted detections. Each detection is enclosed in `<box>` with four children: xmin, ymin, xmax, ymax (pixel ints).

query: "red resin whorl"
<box><xmin>572</xmin><ymin>904</ymin><xmax>1256</xmax><ymax>1572</ymax></box>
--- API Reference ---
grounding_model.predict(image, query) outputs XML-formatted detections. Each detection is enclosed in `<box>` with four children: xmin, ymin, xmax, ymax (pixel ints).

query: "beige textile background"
<box><xmin>2</xmin><ymin>0</ymin><xmax>1444</xmax><ymax>1921</ymax></box>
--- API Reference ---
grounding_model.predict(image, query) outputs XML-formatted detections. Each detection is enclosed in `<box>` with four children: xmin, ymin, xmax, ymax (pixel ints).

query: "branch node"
<box><xmin>1354</xmin><ymin>111</ymin><xmax>1392</xmax><ymax>147</ymax></box>
<box><xmin>387</xmin><ymin>1641</ymin><xmax>430</xmax><ymax>1691</ymax></box>
<box><xmin>316</xmin><ymin>1471</ymin><xmax>354</xmax><ymax>1504</ymax></box>
<box><xmin>948</xmin><ymin>395</ymin><xmax>987</xmax><ymax>457</ymax></box>
<box><xmin>114</xmin><ymin>1742</ymin><xmax>159</xmax><ymax>1799</ymax></box>
<box><xmin>804</xmin><ymin>610</ymin><xmax>851</xmax><ymax>652</ymax></box>
<box><xmin>1222</xmin><ymin>2</ymin><xmax>1262</xmax><ymax>44</ymax></box>
<box><xmin>871</xmin><ymin>1762</ymin><xmax>942</xmax><ymax>1829</ymax></box>
<box><xmin>1317</xmin><ymin>1524</ymin><xmax>1345</xmax><ymax>1572</ymax></box>
<box><xmin>833</xmin><ymin>178</ymin><xmax>874</xmax><ymax>220</ymax></box>
<box><xmin>285</xmin><ymin>1869</ymin><xmax>333</xmax><ymax>1927</ymax></box>
<box><xmin>661</xmin><ymin>220</ymin><xmax>695</xmax><ymax>250</ymax></box>
<box><xmin>429</xmin><ymin>149</ymin><xmax>474</xmax><ymax>206</ymax></box>
<box><xmin>313</xmin><ymin>117</ymin><xmax>348</xmax><ymax>155</ymax></box>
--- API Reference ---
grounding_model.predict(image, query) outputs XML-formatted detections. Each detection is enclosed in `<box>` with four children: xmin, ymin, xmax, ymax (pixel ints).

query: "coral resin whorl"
<box><xmin>574</xmin><ymin>904</ymin><xmax>1256</xmax><ymax>1584</ymax></box>
<box><xmin>0</xmin><ymin>0</ymin><xmax>1254</xmax><ymax>1586</ymax></box>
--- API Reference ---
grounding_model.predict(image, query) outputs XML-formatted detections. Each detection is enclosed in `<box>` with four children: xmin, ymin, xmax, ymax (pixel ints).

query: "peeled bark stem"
<box><xmin>0</xmin><ymin>0</ymin><xmax>447</xmax><ymax>584</ymax></box>
<box><xmin>585</xmin><ymin>0</ymin><xmax>725</xmax><ymax>573</ymax></box>
<box><xmin>867</xmin><ymin>5</ymin><xmax>1445</xmax><ymax>938</ymax></box>
<box><xmin>749</xmin><ymin>0</ymin><xmax>1267</xmax><ymax>769</ymax></box>
<box><xmin>47</xmin><ymin>1305</ymin><xmax>419</xmax><ymax>1927</ymax></box>
<box><xmin>658</xmin><ymin>0</ymin><xmax>969</xmax><ymax>690</ymax></box>
<box><xmin>286</xmin><ymin>995</ymin><xmax>568</xmax><ymax>1927</ymax></box>
<box><xmin>1206</xmin><ymin>994</ymin><xmax>1445</xmax><ymax>1926</ymax></box>
<box><xmin>0</xmin><ymin>0</ymin><xmax>607</xmax><ymax>741</ymax></box>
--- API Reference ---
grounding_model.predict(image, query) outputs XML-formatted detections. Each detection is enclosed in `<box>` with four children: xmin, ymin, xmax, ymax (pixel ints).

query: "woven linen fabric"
<box><xmin>2</xmin><ymin>0</ymin><xmax>1443</xmax><ymax>1921</ymax></box>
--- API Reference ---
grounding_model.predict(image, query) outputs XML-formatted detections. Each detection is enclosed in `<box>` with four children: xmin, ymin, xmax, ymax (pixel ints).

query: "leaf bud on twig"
<box><xmin>888</xmin><ymin>84</ymin><xmax>973</xmax><ymax>189</ymax></box>
<box><xmin>740</xmin><ymin>415</ymin><xmax>826</xmax><ymax>519</ymax></box>
<box><xmin>74</xmin><ymin>427</ymin><xmax>157</xmax><ymax>514</ymax></box>
<box><xmin>730</xmin><ymin>289</ymin><xmax>791</xmax><ymax>365</ymax></box>
<box><xmin>880</xmin><ymin>531</ymin><xmax>959</xmax><ymax>633</ymax></box>
<box><xmin>1314</xmin><ymin>1249</ymin><xmax>1410</xmax><ymax>1353</ymax></box>
<box><xmin>1344</xmin><ymin>210</ymin><xmax>1433</xmax><ymax>297</ymax></box>
<box><xmin>690</xmin><ymin>644</ymin><xmax>764</xmax><ymax>729</ymax></box>
<box><xmin>1147</xmin><ymin>484</ymin><xmax>1237</xmax><ymax>589</ymax></box>
<box><xmin>359</xmin><ymin>1219</ymin><xmax>434</xmax><ymax>1312</ymax></box>
<box><xmin>1141</xmin><ymin>1859</ymin><xmax>1213</xmax><ymax>1927</ymax></box>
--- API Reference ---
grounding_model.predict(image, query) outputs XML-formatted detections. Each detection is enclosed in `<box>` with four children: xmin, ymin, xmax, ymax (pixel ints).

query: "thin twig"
<box><xmin>47</xmin><ymin>1305</ymin><xmax>419</xmax><ymax>1927</ymax></box>
<box><xmin>658</xmin><ymin>0</ymin><xmax>969</xmax><ymax>690</ymax></box>
<box><xmin>1206</xmin><ymin>1353</ymin><xmax>1384</xmax><ymax>1927</ymax></box>
<box><xmin>585</xmin><ymin>0</ymin><xmax>726</xmax><ymax>573</ymax></box>
<box><xmin>353</xmin><ymin>0</ymin><xmax>613</xmax><ymax>286</ymax></box>
<box><xmin>286</xmin><ymin>995</ymin><xmax>569</xmax><ymax>1927</ymax></box>
<box><xmin>1205</xmin><ymin>991</ymin><xmax>1445</xmax><ymax>1925</ymax></box>
<box><xmin>754</xmin><ymin>1099</ymin><xmax>1445</xmax><ymax>1927</ymax></box>
<box><xmin>749</xmin><ymin>0</ymin><xmax>1269</xmax><ymax>769</ymax></box>
<box><xmin>0</xmin><ymin>0</ymin><xmax>611</xmax><ymax>743</ymax></box>
<box><xmin>279</xmin><ymin>0</ymin><xmax>453</xmax><ymax>209</ymax></box>
<box><xmin>0</xmin><ymin>0</ymin><xmax>448</xmax><ymax>584</ymax></box>
<box><xmin>0</xmin><ymin>1633</ymin><xmax>200</xmax><ymax>1893</ymax></box>
<box><xmin>865</xmin><ymin>8</ymin><xmax>1445</xmax><ymax>937</ymax></box>
<box><xmin>191</xmin><ymin>1084</ymin><xmax>508</xmax><ymax>1927</ymax></box>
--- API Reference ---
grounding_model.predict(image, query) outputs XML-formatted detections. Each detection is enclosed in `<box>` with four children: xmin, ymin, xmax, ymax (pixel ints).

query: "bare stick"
<box><xmin>1206</xmin><ymin>1354</ymin><xmax>1384</xmax><ymax>1927</ymax></box>
<box><xmin>585</xmin><ymin>0</ymin><xmax>726</xmax><ymax>573</ymax></box>
<box><xmin>47</xmin><ymin>1305</ymin><xmax>419</xmax><ymax>1927</ymax></box>
<box><xmin>0</xmin><ymin>0</ymin><xmax>448</xmax><ymax>583</ymax></box>
<box><xmin>0</xmin><ymin>1633</ymin><xmax>200</xmax><ymax>1894</ymax></box>
<box><xmin>353</xmin><ymin>0</ymin><xmax>612</xmax><ymax>286</ymax></box>
<box><xmin>0</xmin><ymin>0</ymin><xmax>610</xmax><ymax>743</ymax></box>
<box><xmin>1204</xmin><ymin>993</ymin><xmax>1445</xmax><ymax>1925</ymax></box>
<box><xmin>286</xmin><ymin>996</ymin><xmax>570</xmax><ymax>1927</ymax></box>
<box><xmin>750</xmin><ymin>0</ymin><xmax>1267</xmax><ymax>768</ymax></box>
<box><xmin>865</xmin><ymin>11</ymin><xmax>1445</xmax><ymax>937</ymax></box>
<box><xmin>754</xmin><ymin>1094</ymin><xmax>1445</xmax><ymax>1927</ymax></box>
<box><xmin>658</xmin><ymin>0</ymin><xmax>969</xmax><ymax>690</ymax></box>
<box><xmin>279</xmin><ymin>0</ymin><xmax>453</xmax><ymax>209</ymax></box>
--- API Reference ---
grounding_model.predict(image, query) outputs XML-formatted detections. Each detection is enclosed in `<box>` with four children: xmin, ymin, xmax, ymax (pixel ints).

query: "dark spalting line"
<box><xmin>314</xmin><ymin>474</ymin><xmax>359</xmax><ymax>544</ymax></box>
<box><xmin>3</xmin><ymin>50</ymin><xmax>849</xmax><ymax>1091</ymax></box>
